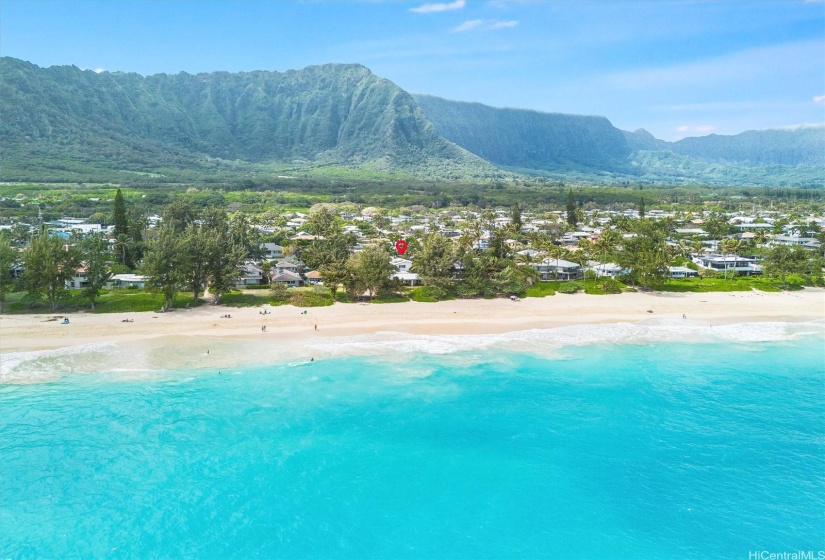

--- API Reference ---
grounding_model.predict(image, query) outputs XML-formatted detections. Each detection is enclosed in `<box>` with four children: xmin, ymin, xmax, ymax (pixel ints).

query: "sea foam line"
<box><xmin>303</xmin><ymin>320</ymin><xmax>825</xmax><ymax>359</ymax></box>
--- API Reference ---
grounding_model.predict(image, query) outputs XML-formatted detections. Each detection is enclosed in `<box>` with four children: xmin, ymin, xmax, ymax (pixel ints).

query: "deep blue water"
<box><xmin>1</xmin><ymin>336</ymin><xmax>824</xmax><ymax>559</ymax></box>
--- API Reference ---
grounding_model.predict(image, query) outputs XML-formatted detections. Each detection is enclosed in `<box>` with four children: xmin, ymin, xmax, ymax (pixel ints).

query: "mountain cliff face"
<box><xmin>412</xmin><ymin>94</ymin><xmax>632</xmax><ymax>174</ymax></box>
<box><xmin>1</xmin><ymin>57</ymin><xmax>822</xmax><ymax>186</ymax></box>
<box><xmin>0</xmin><ymin>57</ymin><xmax>492</xmax><ymax>179</ymax></box>
<box><xmin>670</xmin><ymin>128</ymin><xmax>825</xmax><ymax>167</ymax></box>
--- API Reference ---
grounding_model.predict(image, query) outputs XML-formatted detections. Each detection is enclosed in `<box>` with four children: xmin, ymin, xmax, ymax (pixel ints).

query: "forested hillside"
<box><xmin>1</xmin><ymin>57</ymin><xmax>822</xmax><ymax>186</ymax></box>
<box><xmin>0</xmin><ymin>57</ymin><xmax>495</xmax><ymax>181</ymax></box>
<box><xmin>412</xmin><ymin>94</ymin><xmax>632</xmax><ymax>174</ymax></box>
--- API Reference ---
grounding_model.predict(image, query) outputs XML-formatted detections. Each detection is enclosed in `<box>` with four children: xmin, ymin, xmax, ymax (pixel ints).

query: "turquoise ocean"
<box><xmin>1</xmin><ymin>321</ymin><xmax>824</xmax><ymax>559</ymax></box>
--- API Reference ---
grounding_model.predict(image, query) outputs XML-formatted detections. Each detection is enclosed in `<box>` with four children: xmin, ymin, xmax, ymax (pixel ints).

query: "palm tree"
<box><xmin>594</xmin><ymin>229</ymin><xmax>620</xmax><ymax>275</ymax></box>
<box><xmin>720</xmin><ymin>238</ymin><xmax>743</xmax><ymax>279</ymax></box>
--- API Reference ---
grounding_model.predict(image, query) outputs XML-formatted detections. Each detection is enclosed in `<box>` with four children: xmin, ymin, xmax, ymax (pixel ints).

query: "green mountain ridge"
<box><xmin>1</xmin><ymin>57</ymin><xmax>822</xmax><ymax>186</ymax></box>
<box><xmin>0</xmin><ymin>57</ymin><xmax>497</xmax><ymax>181</ymax></box>
<box><xmin>415</xmin><ymin>94</ymin><xmax>824</xmax><ymax>186</ymax></box>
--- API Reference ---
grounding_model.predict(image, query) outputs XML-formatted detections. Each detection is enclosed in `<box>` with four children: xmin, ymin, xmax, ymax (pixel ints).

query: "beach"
<box><xmin>2</xmin><ymin>289</ymin><xmax>823</xmax><ymax>353</ymax></box>
<box><xmin>1</xmin><ymin>289</ymin><xmax>823</xmax><ymax>382</ymax></box>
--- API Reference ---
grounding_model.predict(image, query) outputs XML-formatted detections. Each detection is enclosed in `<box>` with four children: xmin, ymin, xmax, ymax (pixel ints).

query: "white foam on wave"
<box><xmin>0</xmin><ymin>341</ymin><xmax>119</xmax><ymax>383</ymax></box>
<box><xmin>2</xmin><ymin>320</ymin><xmax>821</xmax><ymax>384</ymax></box>
<box><xmin>304</xmin><ymin>320</ymin><xmax>825</xmax><ymax>360</ymax></box>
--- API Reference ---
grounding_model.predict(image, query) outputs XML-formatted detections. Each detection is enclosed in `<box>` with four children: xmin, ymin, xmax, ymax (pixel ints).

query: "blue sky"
<box><xmin>1</xmin><ymin>0</ymin><xmax>823</xmax><ymax>140</ymax></box>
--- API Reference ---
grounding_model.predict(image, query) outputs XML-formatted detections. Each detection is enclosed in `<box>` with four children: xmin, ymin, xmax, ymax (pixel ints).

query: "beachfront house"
<box><xmin>270</xmin><ymin>271</ymin><xmax>303</xmax><ymax>288</ymax></box>
<box><xmin>304</xmin><ymin>270</ymin><xmax>323</xmax><ymax>285</ymax></box>
<box><xmin>236</xmin><ymin>262</ymin><xmax>266</xmax><ymax>288</ymax></box>
<box><xmin>65</xmin><ymin>266</ymin><xmax>89</xmax><ymax>289</ymax></box>
<box><xmin>391</xmin><ymin>257</ymin><xmax>413</xmax><ymax>272</ymax></box>
<box><xmin>106</xmin><ymin>274</ymin><xmax>147</xmax><ymax>289</ymax></box>
<box><xmin>693</xmin><ymin>254</ymin><xmax>762</xmax><ymax>276</ymax></box>
<box><xmin>591</xmin><ymin>262</ymin><xmax>625</xmax><ymax>278</ymax></box>
<box><xmin>531</xmin><ymin>258</ymin><xmax>584</xmax><ymax>281</ymax></box>
<box><xmin>668</xmin><ymin>266</ymin><xmax>699</xmax><ymax>278</ymax></box>
<box><xmin>392</xmin><ymin>271</ymin><xmax>422</xmax><ymax>286</ymax></box>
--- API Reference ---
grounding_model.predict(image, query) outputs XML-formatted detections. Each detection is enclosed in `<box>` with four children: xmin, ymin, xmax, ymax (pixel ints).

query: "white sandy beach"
<box><xmin>1</xmin><ymin>289</ymin><xmax>823</xmax><ymax>358</ymax></box>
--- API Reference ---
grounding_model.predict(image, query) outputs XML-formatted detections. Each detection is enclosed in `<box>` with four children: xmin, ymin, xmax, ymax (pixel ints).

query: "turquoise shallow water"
<box><xmin>1</xmin><ymin>331</ymin><xmax>824</xmax><ymax>559</ymax></box>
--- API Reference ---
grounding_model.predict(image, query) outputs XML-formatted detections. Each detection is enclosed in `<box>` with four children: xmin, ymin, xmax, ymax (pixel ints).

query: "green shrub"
<box><xmin>595</xmin><ymin>278</ymin><xmax>624</xmax><ymax>294</ymax></box>
<box><xmin>409</xmin><ymin>286</ymin><xmax>454</xmax><ymax>302</ymax></box>
<box><xmin>410</xmin><ymin>286</ymin><xmax>438</xmax><ymax>302</ymax></box>
<box><xmin>525</xmin><ymin>282</ymin><xmax>556</xmax><ymax>298</ymax></box>
<box><xmin>334</xmin><ymin>292</ymin><xmax>357</xmax><ymax>303</ymax></box>
<box><xmin>290</xmin><ymin>291</ymin><xmax>333</xmax><ymax>307</ymax></box>
<box><xmin>556</xmin><ymin>281</ymin><xmax>584</xmax><ymax>294</ymax></box>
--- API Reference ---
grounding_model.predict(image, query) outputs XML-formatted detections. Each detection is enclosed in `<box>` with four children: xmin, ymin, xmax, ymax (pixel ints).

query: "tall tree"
<box><xmin>510</xmin><ymin>203</ymin><xmax>522</xmax><ymax>233</ymax></box>
<box><xmin>639</xmin><ymin>196</ymin><xmax>646</xmax><ymax>218</ymax></box>
<box><xmin>205</xmin><ymin>227</ymin><xmax>247</xmax><ymax>305</ymax></box>
<box><xmin>163</xmin><ymin>198</ymin><xmax>196</xmax><ymax>234</ymax></box>
<box><xmin>566</xmin><ymin>189</ymin><xmax>578</xmax><ymax>227</ymax></box>
<box><xmin>346</xmin><ymin>245</ymin><xmax>394</xmax><ymax>298</ymax></box>
<box><xmin>764</xmin><ymin>244</ymin><xmax>808</xmax><ymax>288</ymax></box>
<box><xmin>412</xmin><ymin>233</ymin><xmax>457</xmax><ymax>295</ymax></box>
<box><xmin>112</xmin><ymin>189</ymin><xmax>130</xmax><ymax>267</ymax></box>
<box><xmin>0</xmin><ymin>232</ymin><xmax>18</xmax><ymax>313</ymax></box>
<box><xmin>112</xmin><ymin>189</ymin><xmax>128</xmax><ymax>237</ymax></box>
<box><xmin>81</xmin><ymin>235</ymin><xmax>112</xmax><ymax>311</ymax></box>
<box><xmin>20</xmin><ymin>227</ymin><xmax>81</xmax><ymax>311</ymax></box>
<box><xmin>141</xmin><ymin>225</ymin><xmax>183</xmax><ymax>311</ymax></box>
<box><xmin>617</xmin><ymin>220</ymin><xmax>670</xmax><ymax>289</ymax></box>
<box><xmin>179</xmin><ymin>223</ymin><xmax>211</xmax><ymax>302</ymax></box>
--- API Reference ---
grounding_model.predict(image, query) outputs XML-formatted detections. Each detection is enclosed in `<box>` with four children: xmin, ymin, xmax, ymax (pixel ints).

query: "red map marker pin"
<box><xmin>395</xmin><ymin>239</ymin><xmax>408</xmax><ymax>255</ymax></box>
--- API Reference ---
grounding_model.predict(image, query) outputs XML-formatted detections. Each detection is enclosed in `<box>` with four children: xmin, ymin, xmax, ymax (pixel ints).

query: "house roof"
<box><xmin>271</xmin><ymin>271</ymin><xmax>302</xmax><ymax>282</ymax></box>
<box><xmin>305</xmin><ymin>270</ymin><xmax>322</xmax><ymax>279</ymax></box>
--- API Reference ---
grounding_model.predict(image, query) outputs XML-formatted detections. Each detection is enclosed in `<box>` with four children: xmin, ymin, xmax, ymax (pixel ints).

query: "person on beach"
<box><xmin>314</xmin><ymin>324</ymin><xmax>317</xmax><ymax>331</ymax></box>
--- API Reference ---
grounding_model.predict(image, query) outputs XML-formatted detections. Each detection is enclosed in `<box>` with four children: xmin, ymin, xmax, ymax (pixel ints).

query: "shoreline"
<box><xmin>2</xmin><ymin>289</ymin><xmax>823</xmax><ymax>354</ymax></box>
<box><xmin>1</xmin><ymin>290</ymin><xmax>823</xmax><ymax>382</ymax></box>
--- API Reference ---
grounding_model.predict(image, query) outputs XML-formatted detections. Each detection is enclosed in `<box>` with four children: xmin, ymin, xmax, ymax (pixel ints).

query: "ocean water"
<box><xmin>1</xmin><ymin>324</ymin><xmax>824</xmax><ymax>559</ymax></box>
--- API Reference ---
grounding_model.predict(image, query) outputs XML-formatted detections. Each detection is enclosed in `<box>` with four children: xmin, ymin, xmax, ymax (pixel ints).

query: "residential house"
<box><xmin>270</xmin><ymin>271</ymin><xmax>303</xmax><ymax>287</ymax></box>
<box><xmin>236</xmin><ymin>262</ymin><xmax>266</xmax><ymax>288</ymax></box>
<box><xmin>693</xmin><ymin>254</ymin><xmax>762</xmax><ymax>276</ymax></box>
<box><xmin>304</xmin><ymin>270</ymin><xmax>323</xmax><ymax>285</ymax></box>
<box><xmin>260</xmin><ymin>243</ymin><xmax>283</xmax><ymax>260</ymax></box>
<box><xmin>107</xmin><ymin>274</ymin><xmax>147</xmax><ymax>289</ymax></box>
<box><xmin>531</xmin><ymin>258</ymin><xmax>584</xmax><ymax>281</ymax></box>
<box><xmin>668</xmin><ymin>266</ymin><xmax>699</xmax><ymax>278</ymax></box>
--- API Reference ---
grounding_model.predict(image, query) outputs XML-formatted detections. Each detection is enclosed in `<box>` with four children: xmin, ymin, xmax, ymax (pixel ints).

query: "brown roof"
<box><xmin>305</xmin><ymin>270</ymin><xmax>322</xmax><ymax>279</ymax></box>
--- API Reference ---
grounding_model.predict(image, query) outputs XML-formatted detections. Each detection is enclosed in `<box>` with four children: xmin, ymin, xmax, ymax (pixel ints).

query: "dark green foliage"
<box><xmin>112</xmin><ymin>189</ymin><xmax>127</xmax><ymax>235</ymax></box>
<box><xmin>81</xmin><ymin>235</ymin><xmax>112</xmax><ymax>310</ymax></box>
<box><xmin>0</xmin><ymin>57</ymin><xmax>494</xmax><ymax>181</ymax></box>
<box><xmin>566</xmin><ymin>189</ymin><xmax>577</xmax><ymax>226</ymax></box>
<box><xmin>412</xmin><ymin>233</ymin><xmax>457</xmax><ymax>293</ymax></box>
<box><xmin>413</xmin><ymin>94</ymin><xmax>632</xmax><ymax>173</ymax></box>
<box><xmin>0</xmin><ymin>232</ymin><xmax>18</xmax><ymax>312</ymax></box>
<box><xmin>617</xmin><ymin>220</ymin><xmax>671</xmax><ymax>289</ymax></box>
<box><xmin>20</xmin><ymin>227</ymin><xmax>82</xmax><ymax>310</ymax></box>
<box><xmin>556</xmin><ymin>281</ymin><xmax>584</xmax><ymax>294</ymax></box>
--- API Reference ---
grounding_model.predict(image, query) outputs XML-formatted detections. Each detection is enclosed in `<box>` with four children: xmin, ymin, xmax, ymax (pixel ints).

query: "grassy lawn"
<box><xmin>525</xmin><ymin>282</ymin><xmax>557</xmax><ymax>298</ymax></box>
<box><xmin>408</xmin><ymin>286</ymin><xmax>455</xmax><ymax>302</ymax></box>
<box><xmin>658</xmin><ymin>276</ymin><xmax>784</xmax><ymax>293</ymax></box>
<box><xmin>0</xmin><ymin>290</ymin><xmax>204</xmax><ymax>314</ymax></box>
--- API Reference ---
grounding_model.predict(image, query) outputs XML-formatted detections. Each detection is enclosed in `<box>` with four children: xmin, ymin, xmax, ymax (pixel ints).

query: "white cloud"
<box><xmin>814</xmin><ymin>95</ymin><xmax>825</xmax><ymax>104</ymax></box>
<box><xmin>94</xmin><ymin>68</ymin><xmax>105</xmax><ymax>74</ymax></box>
<box><xmin>489</xmin><ymin>20</ymin><xmax>518</xmax><ymax>29</ymax></box>
<box><xmin>452</xmin><ymin>19</ymin><xmax>483</xmax><ymax>32</ymax></box>
<box><xmin>451</xmin><ymin>19</ymin><xmax>519</xmax><ymax>32</ymax></box>
<box><xmin>410</xmin><ymin>0</ymin><xmax>466</xmax><ymax>14</ymax></box>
